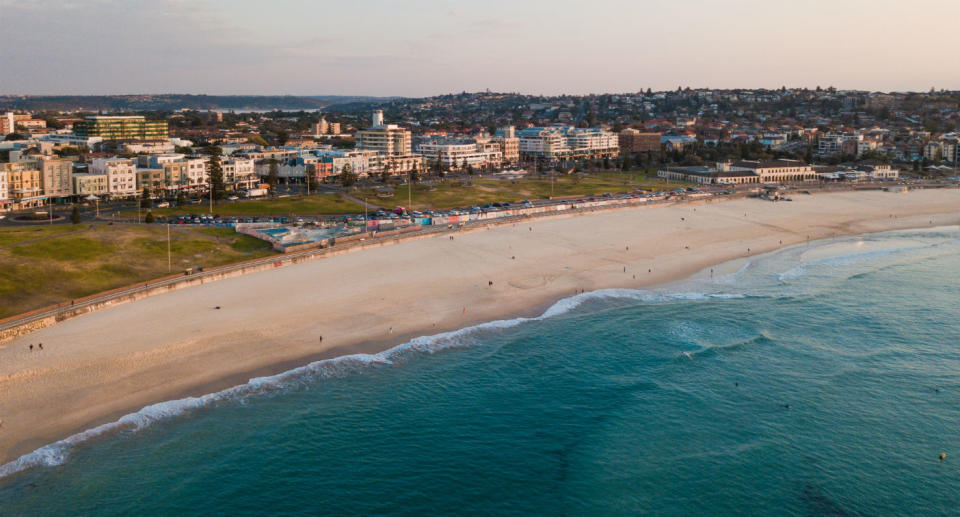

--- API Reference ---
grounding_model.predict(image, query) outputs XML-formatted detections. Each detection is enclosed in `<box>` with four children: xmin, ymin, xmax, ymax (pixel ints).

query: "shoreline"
<box><xmin>1</xmin><ymin>189</ymin><xmax>958</xmax><ymax>470</ymax></box>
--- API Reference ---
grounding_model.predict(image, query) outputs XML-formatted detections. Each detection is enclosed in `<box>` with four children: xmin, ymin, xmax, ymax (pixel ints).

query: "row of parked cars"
<box><xmin>166</xmin><ymin>215</ymin><xmax>293</xmax><ymax>225</ymax></box>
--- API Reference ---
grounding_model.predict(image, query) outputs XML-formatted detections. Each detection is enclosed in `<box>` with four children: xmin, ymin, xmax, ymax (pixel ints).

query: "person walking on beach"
<box><xmin>38</xmin><ymin>343</ymin><xmax>43</xmax><ymax>351</ymax></box>
<box><xmin>29</xmin><ymin>344</ymin><xmax>33</xmax><ymax>352</ymax></box>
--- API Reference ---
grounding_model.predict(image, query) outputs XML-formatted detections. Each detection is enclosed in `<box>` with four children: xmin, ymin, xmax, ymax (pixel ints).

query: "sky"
<box><xmin>1</xmin><ymin>0</ymin><xmax>958</xmax><ymax>97</ymax></box>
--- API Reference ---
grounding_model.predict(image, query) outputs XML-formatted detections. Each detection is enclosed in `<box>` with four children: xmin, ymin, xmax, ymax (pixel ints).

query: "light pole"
<box><xmin>167</xmin><ymin>223</ymin><xmax>172</xmax><ymax>272</ymax></box>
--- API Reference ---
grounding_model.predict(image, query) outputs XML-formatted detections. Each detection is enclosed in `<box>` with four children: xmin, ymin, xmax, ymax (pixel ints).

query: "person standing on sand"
<box><xmin>38</xmin><ymin>343</ymin><xmax>43</xmax><ymax>350</ymax></box>
<box><xmin>29</xmin><ymin>344</ymin><xmax>33</xmax><ymax>352</ymax></box>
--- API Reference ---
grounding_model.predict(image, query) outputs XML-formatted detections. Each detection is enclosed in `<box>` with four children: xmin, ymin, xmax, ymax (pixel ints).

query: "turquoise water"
<box><xmin>2</xmin><ymin>228</ymin><xmax>960</xmax><ymax>516</ymax></box>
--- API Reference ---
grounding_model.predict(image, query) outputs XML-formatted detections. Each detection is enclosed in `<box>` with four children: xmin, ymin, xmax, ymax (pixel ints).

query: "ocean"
<box><xmin>1</xmin><ymin>227</ymin><xmax>959</xmax><ymax>516</ymax></box>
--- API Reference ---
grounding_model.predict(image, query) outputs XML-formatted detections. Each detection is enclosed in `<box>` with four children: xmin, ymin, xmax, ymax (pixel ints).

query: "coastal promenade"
<box><xmin>0</xmin><ymin>188</ymin><xmax>958</xmax><ymax>467</ymax></box>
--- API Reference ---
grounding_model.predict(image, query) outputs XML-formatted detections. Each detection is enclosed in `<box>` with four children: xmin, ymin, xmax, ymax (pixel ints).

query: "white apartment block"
<box><xmin>415</xmin><ymin>138</ymin><xmax>503</xmax><ymax>169</ymax></box>
<box><xmin>222</xmin><ymin>157</ymin><xmax>257</xmax><ymax>189</ymax></box>
<box><xmin>517</xmin><ymin>126</ymin><xmax>619</xmax><ymax>161</ymax></box>
<box><xmin>91</xmin><ymin>158</ymin><xmax>138</xmax><ymax>197</ymax></box>
<box><xmin>356</xmin><ymin>111</ymin><xmax>413</xmax><ymax>157</ymax></box>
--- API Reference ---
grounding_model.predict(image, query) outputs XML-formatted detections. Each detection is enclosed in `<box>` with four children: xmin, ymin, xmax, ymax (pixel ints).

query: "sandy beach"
<box><xmin>0</xmin><ymin>188</ymin><xmax>958</xmax><ymax>465</ymax></box>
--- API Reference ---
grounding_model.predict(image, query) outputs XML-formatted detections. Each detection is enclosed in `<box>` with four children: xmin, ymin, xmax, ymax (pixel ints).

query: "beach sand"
<box><xmin>1</xmin><ymin>189</ymin><xmax>958</xmax><ymax>463</ymax></box>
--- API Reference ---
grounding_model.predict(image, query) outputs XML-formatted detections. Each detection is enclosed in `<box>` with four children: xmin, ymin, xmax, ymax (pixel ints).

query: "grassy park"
<box><xmin>355</xmin><ymin>183</ymin><xmax>525</xmax><ymax>211</ymax></box>
<box><xmin>356</xmin><ymin>169</ymin><xmax>690</xmax><ymax>211</ymax></box>
<box><xmin>123</xmin><ymin>194</ymin><xmax>364</xmax><ymax>218</ymax></box>
<box><xmin>0</xmin><ymin>224</ymin><xmax>277</xmax><ymax>319</ymax></box>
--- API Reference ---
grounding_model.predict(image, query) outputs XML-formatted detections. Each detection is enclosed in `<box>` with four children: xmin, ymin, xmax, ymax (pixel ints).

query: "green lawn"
<box><xmin>0</xmin><ymin>225</ymin><xmax>79</xmax><ymax>247</ymax></box>
<box><xmin>355</xmin><ymin>183</ymin><xmax>526</xmax><ymax>211</ymax></box>
<box><xmin>123</xmin><ymin>194</ymin><xmax>364</xmax><ymax>218</ymax></box>
<box><xmin>0</xmin><ymin>224</ymin><xmax>277</xmax><ymax>319</ymax></box>
<box><xmin>476</xmin><ymin>171</ymin><xmax>688</xmax><ymax>200</ymax></box>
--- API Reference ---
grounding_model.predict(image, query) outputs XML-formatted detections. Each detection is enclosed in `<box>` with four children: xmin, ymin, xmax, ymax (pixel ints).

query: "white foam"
<box><xmin>0</xmin><ymin>284</ymin><xmax>759</xmax><ymax>480</ymax></box>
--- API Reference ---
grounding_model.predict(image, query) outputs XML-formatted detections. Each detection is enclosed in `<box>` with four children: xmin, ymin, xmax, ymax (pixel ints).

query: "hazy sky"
<box><xmin>1</xmin><ymin>0</ymin><xmax>958</xmax><ymax>96</ymax></box>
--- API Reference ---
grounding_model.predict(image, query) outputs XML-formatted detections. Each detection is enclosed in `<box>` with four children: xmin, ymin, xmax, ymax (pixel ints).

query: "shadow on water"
<box><xmin>803</xmin><ymin>483</ymin><xmax>875</xmax><ymax>517</ymax></box>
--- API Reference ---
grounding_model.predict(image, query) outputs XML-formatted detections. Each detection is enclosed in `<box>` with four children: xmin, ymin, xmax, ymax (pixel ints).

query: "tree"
<box><xmin>70</xmin><ymin>205</ymin><xmax>81</xmax><ymax>225</ymax></box>
<box><xmin>340</xmin><ymin>164</ymin><xmax>357</xmax><ymax>187</ymax></box>
<box><xmin>140</xmin><ymin>186</ymin><xmax>153</xmax><ymax>209</ymax></box>
<box><xmin>305</xmin><ymin>167</ymin><xmax>318</xmax><ymax>193</ymax></box>
<box><xmin>275</xmin><ymin>130</ymin><xmax>290</xmax><ymax>146</ymax></box>
<box><xmin>622</xmin><ymin>153</ymin><xmax>632</xmax><ymax>171</ymax></box>
<box><xmin>248</xmin><ymin>134</ymin><xmax>269</xmax><ymax>147</ymax></box>
<box><xmin>4</xmin><ymin>133</ymin><xmax>27</xmax><ymax>141</ymax></box>
<box><xmin>176</xmin><ymin>191</ymin><xmax>186</xmax><ymax>207</ymax></box>
<box><xmin>144</xmin><ymin>211</ymin><xmax>156</xmax><ymax>224</ymax></box>
<box><xmin>410</xmin><ymin>165</ymin><xmax>420</xmax><ymax>184</ymax></box>
<box><xmin>267</xmin><ymin>158</ymin><xmax>279</xmax><ymax>191</ymax></box>
<box><xmin>466</xmin><ymin>163</ymin><xmax>475</xmax><ymax>176</ymax></box>
<box><xmin>205</xmin><ymin>145</ymin><xmax>226</xmax><ymax>201</ymax></box>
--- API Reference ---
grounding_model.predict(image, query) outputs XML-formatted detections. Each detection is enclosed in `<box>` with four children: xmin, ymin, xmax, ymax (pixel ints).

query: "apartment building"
<box><xmin>414</xmin><ymin>137</ymin><xmax>503</xmax><ymax>170</ymax></box>
<box><xmin>0</xmin><ymin>168</ymin><xmax>8</xmax><ymax>211</ymax></box>
<box><xmin>91</xmin><ymin>157</ymin><xmax>138</xmax><ymax>197</ymax></box>
<box><xmin>3</xmin><ymin>162</ymin><xmax>45</xmax><ymax>209</ymax></box>
<box><xmin>618</xmin><ymin>129</ymin><xmax>662</xmax><ymax>153</ymax></box>
<box><xmin>355</xmin><ymin>110</ymin><xmax>424</xmax><ymax>173</ymax></box>
<box><xmin>222</xmin><ymin>157</ymin><xmax>257</xmax><ymax>189</ymax></box>
<box><xmin>518</xmin><ymin>126</ymin><xmax>619</xmax><ymax>161</ymax></box>
<box><xmin>313</xmin><ymin>117</ymin><xmax>342</xmax><ymax>136</ymax></box>
<box><xmin>73</xmin><ymin>173</ymin><xmax>109</xmax><ymax>197</ymax></box>
<box><xmin>494</xmin><ymin>126</ymin><xmax>520</xmax><ymax>164</ymax></box>
<box><xmin>0</xmin><ymin>112</ymin><xmax>14</xmax><ymax>135</ymax></box>
<box><xmin>37</xmin><ymin>157</ymin><xmax>74</xmax><ymax>201</ymax></box>
<box><xmin>356</xmin><ymin>111</ymin><xmax>412</xmax><ymax>156</ymax></box>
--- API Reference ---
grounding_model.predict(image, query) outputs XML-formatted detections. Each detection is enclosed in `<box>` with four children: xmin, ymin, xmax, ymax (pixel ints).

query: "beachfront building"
<box><xmin>657</xmin><ymin>163</ymin><xmax>760</xmax><ymax>185</ymax></box>
<box><xmin>729</xmin><ymin>160</ymin><xmax>819</xmax><ymax>182</ymax></box>
<box><xmin>30</xmin><ymin>157</ymin><xmax>75</xmax><ymax>203</ymax></box>
<box><xmin>73</xmin><ymin>173</ymin><xmax>109</xmax><ymax>197</ymax></box>
<box><xmin>355</xmin><ymin>110</ymin><xmax>424</xmax><ymax>174</ymax></box>
<box><xmin>3</xmin><ymin>162</ymin><xmax>45</xmax><ymax>209</ymax></box>
<box><xmin>74</xmin><ymin>116</ymin><xmax>169</xmax><ymax>141</ymax></box>
<box><xmin>138</xmin><ymin>154</ymin><xmax>208</xmax><ymax>192</ymax></box>
<box><xmin>91</xmin><ymin>157</ymin><xmax>138</xmax><ymax>197</ymax></box>
<box><xmin>517</xmin><ymin>126</ymin><xmax>619</xmax><ymax>162</ymax></box>
<box><xmin>222</xmin><ymin>157</ymin><xmax>258</xmax><ymax>190</ymax></box>
<box><xmin>414</xmin><ymin>136</ymin><xmax>503</xmax><ymax>170</ymax></box>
